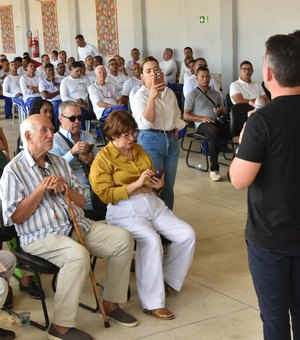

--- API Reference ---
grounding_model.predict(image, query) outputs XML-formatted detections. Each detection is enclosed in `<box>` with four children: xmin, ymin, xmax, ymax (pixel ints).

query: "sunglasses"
<box><xmin>63</xmin><ymin>115</ymin><xmax>82</xmax><ymax>122</ymax></box>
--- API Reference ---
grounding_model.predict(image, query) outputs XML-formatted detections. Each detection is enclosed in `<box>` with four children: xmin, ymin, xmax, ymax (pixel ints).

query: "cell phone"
<box><xmin>154</xmin><ymin>72</ymin><xmax>164</xmax><ymax>85</ymax></box>
<box><xmin>88</xmin><ymin>144</ymin><xmax>94</xmax><ymax>152</ymax></box>
<box><xmin>152</xmin><ymin>170</ymin><xmax>164</xmax><ymax>179</ymax></box>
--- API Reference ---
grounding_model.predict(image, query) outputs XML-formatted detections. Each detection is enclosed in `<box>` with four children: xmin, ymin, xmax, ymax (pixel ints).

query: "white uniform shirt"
<box><xmin>159</xmin><ymin>59</ymin><xmax>177</xmax><ymax>84</ymax></box>
<box><xmin>19</xmin><ymin>74</ymin><xmax>41</xmax><ymax>102</ymax></box>
<box><xmin>88</xmin><ymin>82</ymin><xmax>118</xmax><ymax>120</ymax></box>
<box><xmin>3</xmin><ymin>75</ymin><xmax>22</xmax><ymax>97</ymax></box>
<box><xmin>77</xmin><ymin>43</ymin><xmax>100</xmax><ymax>61</ymax></box>
<box><xmin>39</xmin><ymin>78</ymin><xmax>61</xmax><ymax>102</ymax></box>
<box><xmin>60</xmin><ymin>75</ymin><xmax>90</xmax><ymax>102</ymax></box>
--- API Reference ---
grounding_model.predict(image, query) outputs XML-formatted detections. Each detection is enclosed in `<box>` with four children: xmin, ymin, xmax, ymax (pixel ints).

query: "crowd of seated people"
<box><xmin>0</xmin><ymin>37</ymin><xmax>271</xmax><ymax>338</ymax></box>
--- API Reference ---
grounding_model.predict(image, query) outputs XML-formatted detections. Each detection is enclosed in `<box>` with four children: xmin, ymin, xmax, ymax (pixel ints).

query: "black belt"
<box><xmin>147</xmin><ymin>128</ymin><xmax>175</xmax><ymax>134</ymax></box>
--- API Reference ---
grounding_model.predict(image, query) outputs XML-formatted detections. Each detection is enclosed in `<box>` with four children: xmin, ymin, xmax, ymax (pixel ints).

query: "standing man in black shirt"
<box><xmin>230</xmin><ymin>32</ymin><xmax>300</xmax><ymax>340</ymax></box>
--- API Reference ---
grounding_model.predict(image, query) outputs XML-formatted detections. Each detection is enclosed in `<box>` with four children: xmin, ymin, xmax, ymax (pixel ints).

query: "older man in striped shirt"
<box><xmin>0</xmin><ymin>114</ymin><xmax>138</xmax><ymax>340</ymax></box>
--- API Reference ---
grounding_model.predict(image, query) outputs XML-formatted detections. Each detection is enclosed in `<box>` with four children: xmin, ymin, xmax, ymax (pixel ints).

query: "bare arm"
<box><xmin>229</xmin><ymin>157</ymin><xmax>261</xmax><ymax>190</ymax></box>
<box><xmin>41</xmin><ymin>90</ymin><xmax>60</xmax><ymax>99</ymax></box>
<box><xmin>183</xmin><ymin>109</ymin><xmax>215</xmax><ymax>123</ymax></box>
<box><xmin>231</xmin><ymin>93</ymin><xmax>256</xmax><ymax>104</ymax></box>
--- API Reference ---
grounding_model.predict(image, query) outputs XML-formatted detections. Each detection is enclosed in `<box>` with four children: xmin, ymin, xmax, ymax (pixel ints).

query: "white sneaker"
<box><xmin>210</xmin><ymin>171</ymin><xmax>222</xmax><ymax>182</ymax></box>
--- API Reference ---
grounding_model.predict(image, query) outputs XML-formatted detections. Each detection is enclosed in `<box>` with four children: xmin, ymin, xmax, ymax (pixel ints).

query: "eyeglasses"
<box><xmin>120</xmin><ymin>131</ymin><xmax>138</xmax><ymax>139</ymax></box>
<box><xmin>63</xmin><ymin>115</ymin><xmax>82</xmax><ymax>122</ymax></box>
<box><xmin>240</xmin><ymin>68</ymin><xmax>253</xmax><ymax>72</ymax></box>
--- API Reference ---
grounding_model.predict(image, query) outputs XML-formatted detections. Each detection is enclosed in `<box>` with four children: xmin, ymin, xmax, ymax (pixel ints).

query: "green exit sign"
<box><xmin>199</xmin><ymin>16</ymin><xmax>208</xmax><ymax>24</ymax></box>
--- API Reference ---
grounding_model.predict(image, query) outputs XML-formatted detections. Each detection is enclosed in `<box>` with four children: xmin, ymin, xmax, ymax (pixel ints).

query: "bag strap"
<box><xmin>197</xmin><ymin>87</ymin><xmax>217</xmax><ymax>107</ymax></box>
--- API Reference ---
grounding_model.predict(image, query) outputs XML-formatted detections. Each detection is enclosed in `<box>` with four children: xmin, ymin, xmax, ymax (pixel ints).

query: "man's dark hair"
<box><xmin>75</xmin><ymin>34</ymin><xmax>84</xmax><ymax>40</ymax></box>
<box><xmin>44</xmin><ymin>63</ymin><xmax>54</xmax><ymax>70</ymax></box>
<box><xmin>71</xmin><ymin>61</ymin><xmax>83</xmax><ymax>69</ymax></box>
<box><xmin>240</xmin><ymin>60</ymin><xmax>253</xmax><ymax>68</ymax></box>
<box><xmin>93</xmin><ymin>55</ymin><xmax>103</xmax><ymax>65</ymax></box>
<box><xmin>14</xmin><ymin>56</ymin><xmax>22</xmax><ymax>63</ymax></box>
<box><xmin>184</xmin><ymin>47</ymin><xmax>193</xmax><ymax>52</ymax></box>
<box><xmin>265</xmin><ymin>34</ymin><xmax>300</xmax><ymax>87</ymax></box>
<box><xmin>195</xmin><ymin>66</ymin><xmax>210</xmax><ymax>76</ymax></box>
<box><xmin>51</xmin><ymin>50</ymin><xmax>58</xmax><ymax>57</ymax></box>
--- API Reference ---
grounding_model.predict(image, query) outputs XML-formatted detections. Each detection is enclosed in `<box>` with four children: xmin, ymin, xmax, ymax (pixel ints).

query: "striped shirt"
<box><xmin>0</xmin><ymin>149</ymin><xmax>91</xmax><ymax>246</ymax></box>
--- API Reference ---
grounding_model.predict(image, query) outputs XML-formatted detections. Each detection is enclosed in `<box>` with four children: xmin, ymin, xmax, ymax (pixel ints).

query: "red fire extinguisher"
<box><xmin>31</xmin><ymin>38</ymin><xmax>39</xmax><ymax>58</ymax></box>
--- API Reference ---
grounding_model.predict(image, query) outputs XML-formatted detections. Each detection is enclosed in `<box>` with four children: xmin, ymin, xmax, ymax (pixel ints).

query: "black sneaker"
<box><xmin>3</xmin><ymin>286</ymin><xmax>13</xmax><ymax>309</ymax></box>
<box><xmin>0</xmin><ymin>327</ymin><xmax>16</xmax><ymax>340</ymax></box>
<box><xmin>19</xmin><ymin>281</ymin><xmax>42</xmax><ymax>299</ymax></box>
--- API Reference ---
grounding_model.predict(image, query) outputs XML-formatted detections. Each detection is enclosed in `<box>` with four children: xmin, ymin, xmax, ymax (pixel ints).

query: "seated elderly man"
<box><xmin>50</xmin><ymin>101</ymin><xmax>97</xmax><ymax>214</ymax></box>
<box><xmin>0</xmin><ymin>114</ymin><xmax>138</xmax><ymax>340</ymax></box>
<box><xmin>229</xmin><ymin>60</ymin><xmax>270</xmax><ymax>105</ymax></box>
<box><xmin>159</xmin><ymin>48</ymin><xmax>178</xmax><ymax>84</ymax></box>
<box><xmin>184</xmin><ymin>67</ymin><xmax>231</xmax><ymax>182</ymax></box>
<box><xmin>88</xmin><ymin>65</ymin><xmax>126</xmax><ymax>121</ymax></box>
<box><xmin>60</xmin><ymin>61</ymin><xmax>90</xmax><ymax>130</ymax></box>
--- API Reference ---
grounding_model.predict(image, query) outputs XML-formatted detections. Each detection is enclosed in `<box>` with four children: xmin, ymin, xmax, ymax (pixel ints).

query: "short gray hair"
<box><xmin>58</xmin><ymin>100</ymin><xmax>80</xmax><ymax>117</ymax></box>
<box><xmin>20</xmin><ymin>118</ymin><xmax>34</xmax><ymax>149</ymax></box>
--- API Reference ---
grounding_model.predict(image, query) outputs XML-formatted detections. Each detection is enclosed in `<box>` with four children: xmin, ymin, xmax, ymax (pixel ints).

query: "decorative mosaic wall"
<box><xmin>0</xmin><ymin>5</ymin><xmax>16</xmax><ymax>54</ymax></box>
<box><xmin>95</xmin><ymin>0</ymin><xmax>119</xmax><ymax>57</ymax></box>
<box><xmin>41</xmin><ymin>0</ymin><xmax>60</xmax><ymax>53</ymax></box>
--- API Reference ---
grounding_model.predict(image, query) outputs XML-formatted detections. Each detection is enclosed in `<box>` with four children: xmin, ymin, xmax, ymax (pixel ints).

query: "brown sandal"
<box><xmin>143</xmin><ymin>308</ymin><xmax>175</xmax><ymax>320</ymax></box>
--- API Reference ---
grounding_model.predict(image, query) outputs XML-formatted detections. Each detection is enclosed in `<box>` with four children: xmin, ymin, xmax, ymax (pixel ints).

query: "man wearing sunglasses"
<box><xmin>50</xmin><ymin>101</ymin><xmax>96</xmax><ymax>212</ymax></box>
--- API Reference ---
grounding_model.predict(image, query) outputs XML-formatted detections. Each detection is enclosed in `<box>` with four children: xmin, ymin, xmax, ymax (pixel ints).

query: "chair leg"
<box><xmin>186</xmin><ymin>139</ymin><xmax>209</xmax><ymax>172</ymax></box>
<box><xmin>17</xmin><ymin>266</ymin><xmax>50</xmax><ymax>330</ymax></box>
<box><xmin>79</xmin><ymin>256</ymin><xmax>99</xmax><ymax>313</ymax></box>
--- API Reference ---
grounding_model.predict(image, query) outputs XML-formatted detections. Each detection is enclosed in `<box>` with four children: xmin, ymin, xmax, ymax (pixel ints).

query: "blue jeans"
<box><xmin>247</xmin><ymin>240</ymin><xmax>300</xmax><ymax>340</ymax></box>
<box><xmin>137</xmin><ymin>130</ymin><xmax>180</xmax><ymax>210</ymax></box>
<box><xmin>0</xmin><ymin>96</ymin><xmax>12</xmax><ymax>117</ymax></box>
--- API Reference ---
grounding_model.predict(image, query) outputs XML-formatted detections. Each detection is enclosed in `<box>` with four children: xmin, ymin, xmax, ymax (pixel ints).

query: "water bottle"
<box><xmin>195</xmin><ymin>164</ymin><xmax>202</xmax><ymax>172</ymax></box>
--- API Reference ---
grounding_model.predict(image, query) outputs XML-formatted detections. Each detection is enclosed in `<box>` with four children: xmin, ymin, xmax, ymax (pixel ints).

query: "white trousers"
<box><xmin>106</xmin><ymin>193</ymin><xmax>196</xmax><ymax>310</ymax></box>
<box><xmin>23</xmin><ymin>221</ymin><xmax>134</xmax><ymax>327</ymax></box>
<box><xmin>0</xmin><ymin>250</ymin><xmax>16</xmax><ymax>309</ymax></box>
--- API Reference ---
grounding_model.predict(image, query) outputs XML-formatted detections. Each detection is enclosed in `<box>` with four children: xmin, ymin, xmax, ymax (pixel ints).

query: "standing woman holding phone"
<box><xmin>131</xmin><ymin>56</ymin><xmax>185</xmax><ymax>210</ymax></box>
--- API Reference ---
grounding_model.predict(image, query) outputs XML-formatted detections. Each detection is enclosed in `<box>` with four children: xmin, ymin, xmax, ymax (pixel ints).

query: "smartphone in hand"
<box><xmin>152</xmin><ymin>170</ymin><xmax>165</xmax><ymax>179</ymax></box>
<box><xmin>154</xmin><ymin>72</ymin><xmax>164</xmax><ymax>85</ymax></box>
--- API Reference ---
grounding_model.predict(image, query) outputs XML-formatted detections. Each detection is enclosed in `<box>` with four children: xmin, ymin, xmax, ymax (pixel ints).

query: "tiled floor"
<box><xmin>0</xmin><ymin>113</ymin><xmax>263</xmax><ymax>339</ymax></box>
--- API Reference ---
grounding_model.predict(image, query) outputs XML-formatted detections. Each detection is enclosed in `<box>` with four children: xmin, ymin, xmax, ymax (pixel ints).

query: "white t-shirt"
<box><xmin>39</xmin><ymin>78</ymin><xmax>61</xmax><ymax>102</ymax></box>
<box><xmin>77</xmin><ymin>43</ymin><xmax>100</xmax><ymax>61</ymax></box>
<box><xmin>88</xmin><ymin>82</ymin><xmax>118</xmax><ymax>120</ymax></box>
<box><xmin>121</xmin><ymin>77</ymin><xmax>142</xmax><ymax>97</ymax></box>
<box><xmin>19</xmin><ymin>74</ymin><xmax>41</xmax><ymax>101</ymax></box>
<box><xmin>60</xmin><ymin>75</ymin><xmax>90</xmax><ymax>102</ymax></box>
<box><xmin>3</xmin><ymin>75</ymin><xmax>22</xmax><ymax>97</ymax></box>
<box><xmin>159</xmin><ymin>59</ymin><xmax>177</xmax><ymax>84</ymax></box>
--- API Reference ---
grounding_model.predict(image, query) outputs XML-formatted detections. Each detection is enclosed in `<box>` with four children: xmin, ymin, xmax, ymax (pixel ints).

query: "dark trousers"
<box><xmin>247</xmin><ymin>240</ymin><xmax>300</xmax><ymax>340</ymax></box>
<box><xmin>196</xmin><ymin>122</ymin><xmax>230</xmax><ymax>171</ymax></box>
